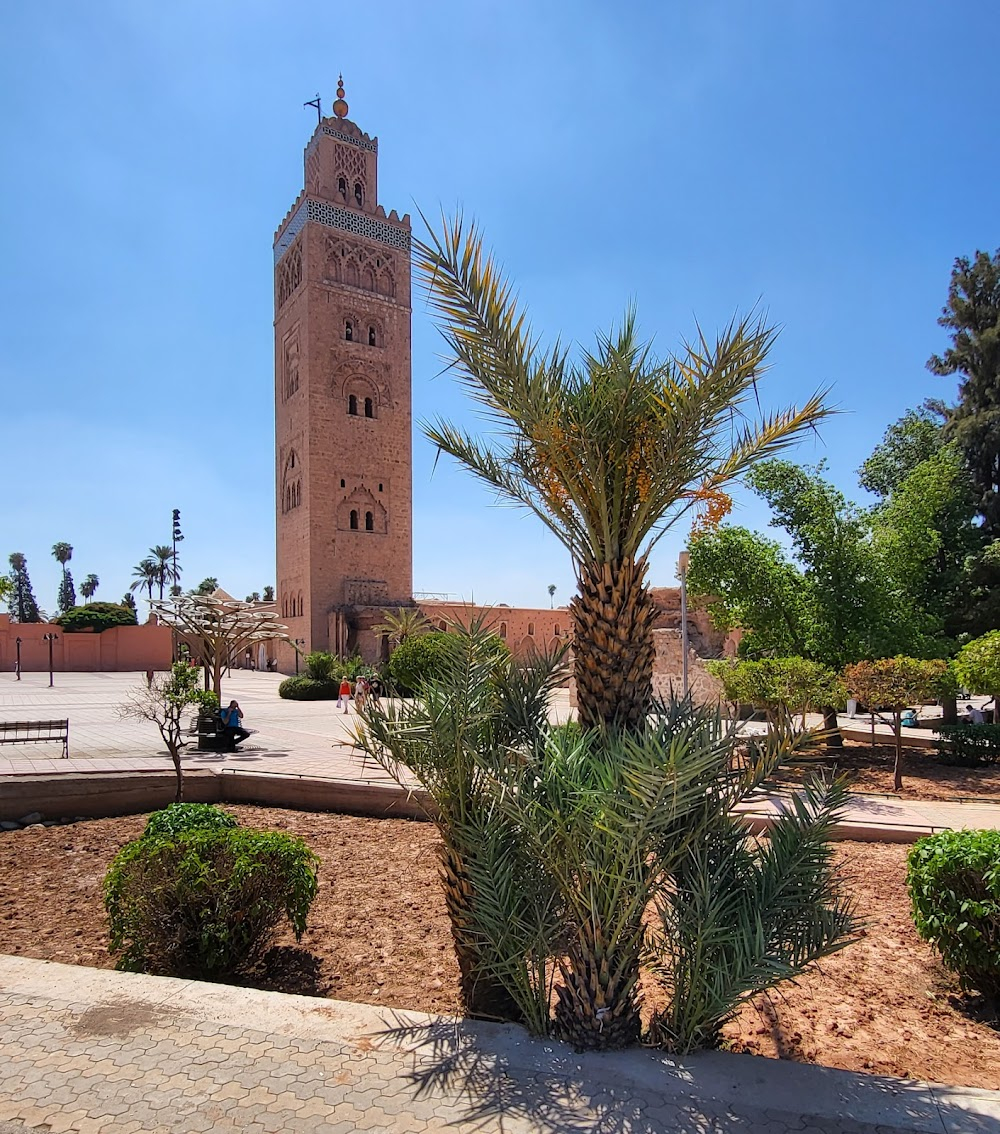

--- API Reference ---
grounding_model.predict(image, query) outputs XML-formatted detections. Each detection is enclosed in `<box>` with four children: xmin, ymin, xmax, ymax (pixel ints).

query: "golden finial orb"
<box><xmin>332</xmin><ymin>74</ymin><xmax>349</xmax><ymax>119</ymax></box>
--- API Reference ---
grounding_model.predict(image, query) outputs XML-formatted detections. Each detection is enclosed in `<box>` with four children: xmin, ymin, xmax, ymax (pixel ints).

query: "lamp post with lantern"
<box><xmin>42</xmin><ymin>633</ymin><xmax>58</xmax><ymax>688</ymax></box>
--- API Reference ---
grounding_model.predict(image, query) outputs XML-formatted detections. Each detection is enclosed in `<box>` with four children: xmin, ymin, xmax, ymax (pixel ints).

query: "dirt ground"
<box><xmin>775</xmin><ymin>738</ymin><xmax>1000</xmax><ymax>800</ymax></box>
<box><xmin>1</xmin><ymin>806</ymin><xmax>997</xmax><ymax>1090</ymax></box>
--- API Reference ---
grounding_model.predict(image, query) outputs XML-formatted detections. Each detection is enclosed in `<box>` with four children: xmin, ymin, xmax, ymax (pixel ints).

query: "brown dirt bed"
<box><xmin>1</xmin><ymin>806</ymin><xmax>997</xmax><ymax>1090</ymax></box>
<box><xmin>775</xmin><ymin>739</ymin><xmax>1000</xmax><ymax>800</ymax></box>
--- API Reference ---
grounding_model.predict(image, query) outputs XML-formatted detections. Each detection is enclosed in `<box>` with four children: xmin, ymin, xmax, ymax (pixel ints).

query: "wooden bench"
<box><xmin>0</xmin><ymin>719</ymin><xmax>69</xmax><ymax>759</ymax></box>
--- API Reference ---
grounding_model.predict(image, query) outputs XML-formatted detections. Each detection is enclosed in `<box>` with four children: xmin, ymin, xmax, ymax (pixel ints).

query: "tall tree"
<box><xmin>150</xmin><ymin>545</ymin><xmax>178</xmax><ymax>601</ymax></box>
<box><xmin>858</xmin><ymin>406</ymin><xmax>945</xmax><ymax>500</ymax></box>
<box><xmin>262</xmin><ymin>585</ymin><xmax>275</xmax><ymax>602</ymax></box>
<box><xmin>121</xmin><ymin>592</ymin><xmax>137</xmax><ymax>614</ymax></box>
<box><xmin>51</xmin><ymin>542</ymin><xmax>75</xmax><ymax>613</ymax></box>
<box><xmin>415</xmin><ymin>217</ymin><xmax>830</xmax><ymax>729</ymax></box>
<box><xmin>8</xmin><ymin>552</ymin><xmax>41</xmax><ymax>623</ymax></box>
<box><xmin>129</xmin><ymin>558</ymin><xmax>159</xmax><ymax>602</ymax></box>
<box><xmin>80</xmin><ymin>573</ymin><xmax>99</xmax><ymax>603</ymax></box>
<box><xmin>192</xmin><ymin>577</ymin><xmax>219</xmax><ymax>596</ymax></box>
<box><xmin>928</xmin><ymin>249</ymin><xmax>1000</xmax><ymax>537</ymax></box>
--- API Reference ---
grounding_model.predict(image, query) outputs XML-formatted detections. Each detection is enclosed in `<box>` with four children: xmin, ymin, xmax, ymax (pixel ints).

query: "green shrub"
<box><xmin>388</xmin><ymin>631</ymin><xmax>454</xmax><ymax>694</ymax></box>
<box><xmin>304</xmin><ymin>651</ymin><xmax>335</xmax><ymax>681</ymax></box>
<box><xmin>55</xmin><ymin>602</ymin><xmax>138</xmax><ymax>633</ymax></box>
<box><xmin>104</xmin><ymin>827</ymin><xmax>319</xmax><ymax>978</ymax></box>
<box><xmin>143</xmin><ymin>803</ymin><xmax>238</xmax><ymax>840</ymax></box>
<box><xmin>278</xmin><ymin>676</ymin><xmax>339</xmax><ymax>700</ymax></box>
<box><xmin>907</xmin><ymin>829</ymin><xmax>1000</xmax><ymax>1002</ymax></box>
<box><xmin>936</xmin><ymin>724</ymin><xmax>1000</xmax><ymax>767</ymax></box>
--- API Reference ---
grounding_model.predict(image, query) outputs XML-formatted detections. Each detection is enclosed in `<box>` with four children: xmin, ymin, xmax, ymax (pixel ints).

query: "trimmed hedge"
<box><xmin>278</xmin><ymin>676</ymin><xmax>340</xmax><ymax>701</ymax></box>
<box><xmin>104</xmin><ymin>827</ymin><xmax>319</xmax><ymax>978</ymax></box>
<box><xmin>907</xmin><ymin>829</ymin><xmax>1000</xmax><ymax>1002</ymax></box>
<box><xmin>936</xmin><ymin>724</ymin><xmax>1000</xmax><ymax>767</ymax></box>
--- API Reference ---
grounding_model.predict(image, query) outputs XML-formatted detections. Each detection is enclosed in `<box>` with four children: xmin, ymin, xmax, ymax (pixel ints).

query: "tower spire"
<box><xmin>332</xmin><ymin>75</ymin><xmax>349</xmax><ymax>119</ymax></box>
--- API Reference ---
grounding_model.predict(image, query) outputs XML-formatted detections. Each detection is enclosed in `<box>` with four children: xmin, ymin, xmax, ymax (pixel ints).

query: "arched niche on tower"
<box><xmin>280</xmin><ymin>324</ymin><xmax>301</xmax><ymax>401</ymax></box>
<box><xmin>323</xmin><ymin>236</ymin><xmax>397</xmax><ymax>298</ymax></box>
<box><xmin>279</xmin><ymin>446</ymin><xmax>303</xmax><ymax>514</ymax></box>
<box><xmin>335</xmin><ymin>361</ymin><xmax>389</xmax><ymax>419</ymax></box>
<box><xmin>336</xmin><ymin>487</ymin><xmax>387</xmax><ymax>534</ymax></box>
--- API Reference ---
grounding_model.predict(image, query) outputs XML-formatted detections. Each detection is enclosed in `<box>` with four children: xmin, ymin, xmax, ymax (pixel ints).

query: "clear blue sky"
<box><xmin>1</xmin><ymin>1</ymin><xmax>996</xmax><ymax>615</ymax></box>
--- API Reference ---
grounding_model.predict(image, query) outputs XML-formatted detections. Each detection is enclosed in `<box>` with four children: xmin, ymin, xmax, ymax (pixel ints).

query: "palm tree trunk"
<box><xmin>571</xmin><ymin>557</ymin><xmax>657</xmax><ymax>731</ymax></box>
<box><xmin>439</xmin><ymin>841</ymin><xmax>525</xmax><ymax>1023</ymax></box>
<box><xmin>554</xmin><ymin>919</ymin><xmax>643</xmax><ymax>1050</ymax></box>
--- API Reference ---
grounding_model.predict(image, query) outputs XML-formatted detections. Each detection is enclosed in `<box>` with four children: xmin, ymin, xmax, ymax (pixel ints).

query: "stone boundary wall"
<box><xmin>0</xmin><ymin>615</ymin><xmax>172</xmax><ymax>673</ymax></box>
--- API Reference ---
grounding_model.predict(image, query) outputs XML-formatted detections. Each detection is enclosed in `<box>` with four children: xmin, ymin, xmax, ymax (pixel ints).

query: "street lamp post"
<box><xmin>42</xmin><ymin>633</ymin><xmax>58</xmax><ymax>688</ymax></box>
<box><xmin>678</xmin><ymin>551</ymin><xmax>690</xmax><ymax>699</ymax></box>
<box><xmin>15</xmin><ymin>637</ymin><xmax>22</xmax><ymax>681</ymax></box>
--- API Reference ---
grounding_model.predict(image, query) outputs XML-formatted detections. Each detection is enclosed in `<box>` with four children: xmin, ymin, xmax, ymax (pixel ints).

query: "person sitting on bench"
<box><xmin>219</xmin><ymin>700</ymin><xmax>251</xmax><ymax>750</ymax></box>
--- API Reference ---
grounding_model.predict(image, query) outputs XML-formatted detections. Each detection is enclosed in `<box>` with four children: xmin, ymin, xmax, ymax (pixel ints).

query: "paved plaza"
<box><xmin>1</xmin><ymin>671</ymin><xmax>998</xmax><ymax>839</ymax></box>
<box><xmin>1</xmin><ymin>955</ymin><xmax>998</xmax><ymax>1134</ymax></box>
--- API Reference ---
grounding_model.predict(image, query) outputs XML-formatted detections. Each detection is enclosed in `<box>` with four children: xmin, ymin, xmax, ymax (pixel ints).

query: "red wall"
<box><xmin>0</xmin><ymin>614</ymin><xmax>172</xmax><ymax>673</ymax></box>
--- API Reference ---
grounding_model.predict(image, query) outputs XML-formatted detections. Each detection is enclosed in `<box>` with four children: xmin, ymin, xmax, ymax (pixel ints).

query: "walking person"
<box><xmin>219</xmin><ymin>700</ymin><xmax>251</xmax><ymax>750</ymax></box>
<box><xmin>337</xmin><ymin>676</ymin><xmax>352</xmax><ymax>713</ymax></box>
<box><xmin>355</xmin><ymin>675</ymin><xmax>370</xmax><ymax>711</ymax></box>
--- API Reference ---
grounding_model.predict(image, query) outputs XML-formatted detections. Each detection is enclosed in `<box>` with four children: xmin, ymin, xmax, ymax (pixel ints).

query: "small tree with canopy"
<box><xmin>149</xmin><ymin>595</ymin><xmax>290</xmax><ymax>698</ymax></box>
<box><xmin>954</xmin><ymin>630</ymin><xmax>1000</xmax><ymax>717</ymax></box>
<box><xmin>707</xmin><ymin>657</ymin><xmax>841</xmax><ymax>729</ymax></box>
<box><xmin>843</xmin><ymin>657</ymin><xmax>948</xmax><ymax>790</ymax></box>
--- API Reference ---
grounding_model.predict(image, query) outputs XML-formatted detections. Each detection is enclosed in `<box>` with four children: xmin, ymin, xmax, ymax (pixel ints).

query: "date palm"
<box><xmin>372</xmin><ymin>606</ymin><xmax>430</xmax><ymax>647</ymax></box>
<box><xmin>130</xmin><ymin>558</ymin><xmax>159</xmax><ymax>602</ymax></box>
<box><xmin>415</xmin><ymin>217</ymin><xmax>832</xmax><ymax>729</ymax></box>
<box><xmin>150</xmin><ymin>545</ymin><xmax>178</xmax><ymax>601</ymax></box>
<box><xmin>80</xmin><ymin>573</ymin><xmax>99</xmax><ymax>603</ymax></box>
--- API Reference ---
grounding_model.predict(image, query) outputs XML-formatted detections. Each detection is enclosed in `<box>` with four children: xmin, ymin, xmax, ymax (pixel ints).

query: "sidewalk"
<box><xmin>1</xmin><ymin>955</ymin><xmax>997</xmax><ymax>1134</ymax></box>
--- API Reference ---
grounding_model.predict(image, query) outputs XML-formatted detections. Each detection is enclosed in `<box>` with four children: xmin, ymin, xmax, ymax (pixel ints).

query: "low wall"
<box><xmin>0</xmin><ymin>769</ymin><xmax>431</xmax><ymax>824</ymax></box>
<box><xmin>0</xmin><ymin>615</ymin><xmax>172</xmax><ymax>673</ymax></box>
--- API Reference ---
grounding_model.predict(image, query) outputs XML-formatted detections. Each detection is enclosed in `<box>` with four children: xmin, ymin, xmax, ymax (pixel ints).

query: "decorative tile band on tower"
<box><xmin>305</xmin><ymin>125</ymin><xmax>378</xmax><ymax>154</ymax></box>
<box><xmin>274</xmin><ymin>197</ymin><xmax>410</xmax><ymax>266</ymax></box>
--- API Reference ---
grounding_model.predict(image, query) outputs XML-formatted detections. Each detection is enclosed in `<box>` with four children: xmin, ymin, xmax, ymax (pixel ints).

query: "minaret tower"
<box><xmin>273</xmin><ymin>79</ymin><xmax>412</xmax><ymax>663</ymax></box>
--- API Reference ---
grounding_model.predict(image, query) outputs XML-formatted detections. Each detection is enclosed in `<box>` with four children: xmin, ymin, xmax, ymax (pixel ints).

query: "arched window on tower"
<box><xmin>528</xmin><ymin>622</ymin><xmax>535</xmax><ymax>636</ymax></box>
<box><xmin>338</xmin><ymin>176</ymin><xmax>347</xmax><ymax>198</ymax></box>
<box><xmin>499</xmin><ymin>621</ymin><xmax>507</xmax><ymax>639</ymax></box>
<box><xmin>368</xmin><ymin>326</ymin><xmax>377</xmax><ymax>346</ymax></box>
<box><xmin>345</xmin><ymin>321</ymin><xmax>353</xmax><ymax>342</ymax></box>
<box><xmin>365</xmin><ymin>511</ymin><xmax>374</xmax><ymax>531</ymax></box>
<box><xmin>350</xmin><ymin>510</ymin><xmax>359</xmax><ymax>530</ymax></box>
<box><xmin>348</xmin><ymin>394</ymin><xmax>358</xmax><ymax>416</ymax></box>
<box><xmin>354</xmin><ymin>182</ymin><xmax>363</xmax><ymax>207</ymax></box>
<box><xmin>364</xmin><ymin>397</ymin><xmax>374</xmax><ymax>419</ymax></box>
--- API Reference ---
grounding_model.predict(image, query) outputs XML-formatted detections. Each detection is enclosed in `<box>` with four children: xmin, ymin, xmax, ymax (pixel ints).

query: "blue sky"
<box><xmin>1</xmin><ymin>1</ymin><xmax>996</xmax><ymax>615</ymax></box>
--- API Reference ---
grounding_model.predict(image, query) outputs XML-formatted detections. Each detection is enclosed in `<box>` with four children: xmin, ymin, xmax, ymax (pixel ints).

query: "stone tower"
<box><xmin>273</xmin><ymin>79</ymin><xmax>412</xmax><ymax>663</ymax></box>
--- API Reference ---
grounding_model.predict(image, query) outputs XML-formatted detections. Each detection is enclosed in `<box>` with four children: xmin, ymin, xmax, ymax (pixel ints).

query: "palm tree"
<box><xmin>130</xmin><ymin>558</ymin><xmax>159</xmax><ymax>602</ymax></box>
<box><xmin>51</xmin><ymin>542</ymin><xmax>73</xmax><ymax>572</ymax></box>
<box><xmin>372</xmin><ymin>606</ymin><xmax>430</xmax><ymax>647</ymax></box>
<box><xmin>150</xmin><ymin>545</ymin><xmax>177</xmax><ymax>601</ymax></box>
<box><xmin>547</xmin><ymin>583</ymin><xmax>556</xmax><ymax>608</ymax></box>
<box><xmin>415</xmin><ymin>217</ymin><xmax>832</xmax><ymax>730</ymax></box>
<box><xmin>80</xmin><ymin>574</ymin><xmax>99</xmax><ymax>603</ymax></box>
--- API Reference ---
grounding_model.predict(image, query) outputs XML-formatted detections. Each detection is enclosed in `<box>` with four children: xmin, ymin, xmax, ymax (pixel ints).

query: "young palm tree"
<box><xmin>51</xmin><ymin>542</ymin><xmax>73</xmax><ymax>572</ymax></box>
<box><xmin>130</xmin><ymin>558</ymin><xmax>159</xmax><ymax>602</ymax></box>
<box><xmin>371</xmin><ymin>606</ymin><xmax>430</xmax><ymax>647</ymax></box>
<box><xmin>80</xmin><ymin>573</ymin><xmax>99</xmax><ymax>603</ymax></box>
<box><xmin>415</xmin><ymin>217</ymin><xmax>833</xmax><ymax>729</ymax></box>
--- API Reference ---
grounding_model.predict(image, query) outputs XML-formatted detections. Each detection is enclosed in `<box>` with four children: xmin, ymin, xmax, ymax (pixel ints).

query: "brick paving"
<box><xmin>1</xmin><ymin>956</ymin><xmax>997</xmax><ymax>1133</ymax></box>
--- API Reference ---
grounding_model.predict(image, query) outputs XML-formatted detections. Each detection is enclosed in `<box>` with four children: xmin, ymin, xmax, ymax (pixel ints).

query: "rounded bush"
<box><xmin>143</xmin><ymin>803</ymin><xmax>238</xmax><ymax>840</ymax></box>
<box><xmin>55</xmin><ymin>602</ymin><xmax>138</xmax><ymax>633</ymax></box>
<box><xmin>104</xmin><ymin>827</ymin><xmax>319</xmax><ymax>978</ymax></box>
<box><xmin>278</xmin><ymin>676</ymin><xmax>339</xmax><ymax>700</ymax></box>
<box><xmin>388</xmin><ymin>631</ymin><xmax>454</xmax><ymax>694</ymax></box>
<box><xmin>907</xmin><ymin>829</ymin><xmax>1000</xmax><ymax>1001</ymax></box>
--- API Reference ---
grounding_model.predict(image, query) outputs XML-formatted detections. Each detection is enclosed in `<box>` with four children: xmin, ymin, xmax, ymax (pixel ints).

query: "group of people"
<box><xmin>336</xmin><ymin>674</ymin><xmax>382</xmax><ymax>713</ymax></box>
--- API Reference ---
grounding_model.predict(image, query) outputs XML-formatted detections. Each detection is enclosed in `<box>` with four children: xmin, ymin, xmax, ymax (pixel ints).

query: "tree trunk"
<box><xmin>439</xmin><ymin>842</ymin><xmax>525</xmax><ymax>1024</ymax></box>
<box><xmin>822</xmin><ymin>706</ymin><xmax>843</xmax><ymax>748</ymax></box>
<box><xmin>554</xmin><ymin>919</ymin><xmax>643</xmax><ymax>1050</ymax></box>
<box><xmin>941</xmin><ymin>696</ymin><xmax>958</xmax><ymax>726</ymax></box>
<box><xmin>571</xmin><ymin>557</ymin><xmax>658</xmax><ymax>731</ymax></box>
<box><xmin>893</xmin><ymin>712</ymin><xmax>904</xmax><ymax>792</ymax></box>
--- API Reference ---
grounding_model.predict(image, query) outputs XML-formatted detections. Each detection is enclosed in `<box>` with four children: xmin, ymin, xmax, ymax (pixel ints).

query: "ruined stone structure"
<box><xmin>273</xmin><ymin>80</ymin><xmax>412</xmax><ymax>670</ymax></box>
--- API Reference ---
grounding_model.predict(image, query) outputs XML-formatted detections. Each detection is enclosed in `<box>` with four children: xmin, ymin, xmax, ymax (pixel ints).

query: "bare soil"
<box><xmin>775</xmin><ymin>739</ymin><xmax>1000</xmax><ymax>801</ymax></box>
<box><xmin>1</xmin><ymin>807</ymin><xmax>997</xmax><ymax>1090</ymax></box>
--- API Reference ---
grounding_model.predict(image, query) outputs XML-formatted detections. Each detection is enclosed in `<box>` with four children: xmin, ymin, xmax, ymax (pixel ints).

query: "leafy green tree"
<box><xmin>0</xmin><ymin>575</ymin><xmax>11</xmax><ymax>608</ymax></box>
<box><xmin>928</xmin><ymin>249</ymin><xmax>1000</xmax><ymax>538</ymax></box>
<box><xmin>79</xmin><ymin>573</ymin><xmax>99</xmax><ymax>603</ymax></box>
<box><xmin>858</xmin><ymin>406</ymin><xmax>945</xmax><ymax>500</ymax></box>
<box><xmin>7</xmin><ymin>552</ymin><xmax>41</xmax><ymax>623</ymax></box>
<box><xmin>707</xmin><ymin>657</ymin><xmax>841</xmax><ymax>727</ymax></box>
<box><xmin>57</xmin><ymin>603</ymin><xmax>138</xmax><ymax>633</ymax></box>
<box><xmin>954</xmin><ymin>630</ymin><xmax>1000</xmax><ymax>710</ymax></box>
<box><xmin>415</xmin><ymin>217</ymin><xmax>830</xmax><ymax>730</ymax></box>
<box><xmin>842</xmin><ymin>657</ymin><xmax>948</xmax><ymax>790</ymax></box>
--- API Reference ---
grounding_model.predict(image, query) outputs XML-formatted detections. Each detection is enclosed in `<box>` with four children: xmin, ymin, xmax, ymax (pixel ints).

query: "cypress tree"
<box><xmin>8</xmin><ymin>552</ymin><xmax>41</xmax><ymax>623</ymax></box>
<box><xmin>58</xmin><ymin>569</ymin><xmax>77</xmax><ymax>613</ymax></box>
<box><xmin>928</xmin><ymin>249</ymin><xmax>1000</xmax><ymax>537</ymax></box>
